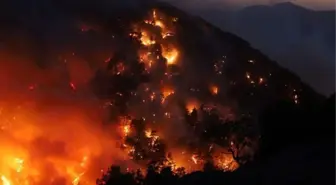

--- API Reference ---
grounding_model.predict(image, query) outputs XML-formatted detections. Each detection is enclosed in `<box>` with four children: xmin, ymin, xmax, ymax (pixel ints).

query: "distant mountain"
<box><xmin>192</xmin><ymin>2</ymin><xmax>335</xmax><ymax>96</ymax></box>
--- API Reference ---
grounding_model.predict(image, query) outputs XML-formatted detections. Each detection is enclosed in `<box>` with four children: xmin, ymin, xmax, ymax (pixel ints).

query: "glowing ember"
<box><xmin>210</xmin><ymin>85</ymin><xmax>219</xmax><ymax>95</ymax></box>
<box><xmin>28</xmin><ymin>85</ymin><xmax>35</xmax><ymax>91</ymax></box>
<box><xmin>155</xmin><ymin>20</ymin><xmax>165</xmax><ymax>29</ymax></box>
<box><xmin>152</xmin><ymin>10</ymin><xmax>157</xmax><ymax>19</ymax></box>
<box><xmin>213</xmin><ymin>153</ymin><xmax>239</xmax><ymax>171</ymax></box>
<box><xmin>122</xmin><ymin>122</ymin><xmax>131</xmax><ymax>137</ymax></box>
<box><xmin>291</xmin><ymin>89</ymin><xmax>300</xmax><ymax>104</ymax></box>
<box><xmin>162</xmin><ymin>89</ymin><xmax>174</xmax><ymax>98</ymax></box>
<box><xmin>162</xmin><ymin>46</ymin><xmax>179</xmax><ymax>65</ymax></box>
<box><xmin>145</xmin><ymin>129</ymin><xmax>152</xmax><ymax>138</ymax></box>
<box><xmin>0</xmin><ymin>102</ymin><xmax>125</xmax><ymax>185</ymax></box>
<box><xmin>70</xmin><ymin>82</ymin><xmax>76</xmax><ymax>90</ymax></box>
<box><xmin>186</xmin><ymin>101</ymin><xmax>199</xmax><ymax>114</ymax></box>
<box><xmin>246</xmin><ymin>72</ymin><xmax>251</xmax><ymax>79</ymax></box>
<box><xmin>161</xmin><ymin>87</ymin><xmax>175</xmax><ymax>103</ymax></box>
<box><xmin>105</xmin><ymin>57</ymin><xmax>111</xmax><ymax>63</ymax></box>
<box><xmin>191</xmin><ymin>155</ymin><xmax>198</xmax><ymax>164</ymax></box>
<box><xmin>259</xmin><ymin>78</ymin><xmax>264</xmax><ymax>84</ymax></box>
<box><xmin>14</xmin><ymin>158</ymin><xmax>24</xmax><ymax>173</ymax></box>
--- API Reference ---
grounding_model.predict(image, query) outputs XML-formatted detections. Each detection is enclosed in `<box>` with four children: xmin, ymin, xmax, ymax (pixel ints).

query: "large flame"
<box><xmin>161</xmin><ymin>46</ymin><xmax>179</xmax><ymax>65</ymax></box>
<box><xmin>0</xmin><ymin>45</ymin><xmax>135</xmax><ymax>185</ymax></box>
<box><xmin>0</xmin><ymin>99</ymin><xmax>134</xmax><ymax>185</ymax></box>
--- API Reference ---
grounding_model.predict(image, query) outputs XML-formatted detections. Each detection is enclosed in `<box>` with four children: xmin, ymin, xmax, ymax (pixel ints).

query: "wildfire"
<box><xmin>154</xmin><ymin>20</ymin><xmax>165</xmax><ymax>29</ymax></box>
<box><xmin>145</xmin><ymin>130</ymin><xmax>160</xmax><ymax>148</ymax></box>
<box><xmin>246</xmin><ymin>72</ymin><xmax>251</xmax><ymax>79</ymax></box>
<box><xmin>122</xmin><ymin>119</ymin><xmax>132</xmax><ymax>137</ymax></box>
<box><xmin>161</xmin><ymin>87</ymin><xmax>175</xmax><ymax>103</ymax></box>
<box><xmin>14</xmin><ymin>158</ymin><xmax>24</xmax><ymax>173</ymax></box>
<box><xmin>186</xmin><ymin>101</ymin><xmax>199</xmax><ymax>114</ymax></box>
<box><xmin>0</xmin><ymin>97</ymin><xmax>134</xmax><ymax>185</ymax></box>
<box><xmin>259</xmin><ymin>77</ymin><xmax>264</xmax><ymax>84</ymax></box>
<box><xmin>210</xmin><ymin>85</ymin><xmax>219</xmax><ymax>95</ymax></box>
<box><xmin>0</xmin><ymin>6</ymin><xmax>300</xmax><ymax>185</ymax></box>
<box><xmin>1</xmin><ymin>176</ymin><xmax>10</xmax><ymax>185</ymax></box>
<box><xmin>162</xmin><ymin>89</ymin><xmax>174</xmax><ymax>98</ymax></box>
<box><xmin>161</xmin><ymin>46</ymin><xmax>179</xmax><ymax>65</ymax></box>
<box><xmin>140</xmin><ymin>31</ymin><xmax>156</xmax><ymax>46</ymax></box>
<box><xmin>70</xmin><ymin>82</ymin><xmax>76</xmax><ymax>90</ymax></box>
<box><xmin>213</xmin><ymin>153</ymin><xmax>239</xmax><ymax>171</ymax></box>
<box><xmin>135</xmin><ymin>8</ymin><xmax>180</xmax><ymax>68</ymax></box>
<box><xmin>144</xmin><ymin>129</ymin><xmax>152</xmax><ymax>138</ymax></box>
<box><xmin>191</xmin><ymin>155</ymin><xmax>198</xmax><ymax>164</ymax></box>
<box><xmin>72</xmin><ymin>172</ymin><xmax>84</xmax><ymax>185</ymax></box>
<box><xmin>293</xmin><ymin>89</ymin><xmax>299</xmax><ymax>104</ymax></box>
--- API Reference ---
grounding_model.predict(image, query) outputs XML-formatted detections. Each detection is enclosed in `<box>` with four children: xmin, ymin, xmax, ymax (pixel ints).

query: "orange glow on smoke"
<box><xmin>0</xmin><ymin>101</ymin><xmax>129</xmax><ymax>185</ymax></box>
<box><xmin>161</xmin><ymin>87</ymin><xmax>175</xmax><ymax>103</ymax></box>
<box><xmin>0</xmin><ymin>49</ymin><xmax>135</xmax><ymax>185</ymax></box>
<box><xmin>210</xmin><ymin>85</ymin><xmax>219</xmax><ymax>95</ymax></box>
<box><xmin>186</xmin><ymin>100</ymin><xmax>199</xmax><ymax>114</ymax></box>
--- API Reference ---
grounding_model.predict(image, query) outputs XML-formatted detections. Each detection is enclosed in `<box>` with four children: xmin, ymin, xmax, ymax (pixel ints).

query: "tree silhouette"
<box><xmin>98</xmin><ymin>95</ymin><xmax>334</xmax><ymax>185</ymax></box>
<box><xmin>258</xmin><ymin>99</ymin><xmax>302</xmax><ymax>158</ymax></box>
<box><xmin>97</xmin><ymin>166</ymin><xmax>137</xmax><ymax>185</ymax></box>
<box><xmin>319</xmin><ymin>93</ymin><xmax>335</xmax><ymax>139</ymax></box>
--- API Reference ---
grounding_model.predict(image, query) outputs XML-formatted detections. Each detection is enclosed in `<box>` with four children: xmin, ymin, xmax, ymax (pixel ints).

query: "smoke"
<box><xmin>0</xmin><ymin>1</ymin><xmax>149</xmax><ymax>184</ymax></box>
<box><xmin>0</xmin><ymin>33</ymin><xmax>140</xmax><ymax>183</ymax></box>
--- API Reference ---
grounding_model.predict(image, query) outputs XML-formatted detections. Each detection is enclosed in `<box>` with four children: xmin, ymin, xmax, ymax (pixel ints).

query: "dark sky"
<box><xmin>162</xmin><ymin>0</ymin><xmax>335</xmax><ymax>10</ymax></box>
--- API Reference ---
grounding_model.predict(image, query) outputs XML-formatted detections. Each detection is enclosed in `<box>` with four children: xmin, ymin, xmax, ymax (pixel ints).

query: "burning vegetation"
<box><xmin>0</xmin><ymin>3</ymin><xmax>323</xmax><ymax>185</ymax></box>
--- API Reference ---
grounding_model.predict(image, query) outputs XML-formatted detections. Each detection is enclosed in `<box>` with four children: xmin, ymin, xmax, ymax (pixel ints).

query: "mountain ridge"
<box><xmin>244</xmin><ymin>2</ymin><xmax>312</xmax><ymax>12</ymax></box>
<box><xmin>190</xmin><ymin>2</ymin><xmax>335</xmax><ymax>95</ymax></box>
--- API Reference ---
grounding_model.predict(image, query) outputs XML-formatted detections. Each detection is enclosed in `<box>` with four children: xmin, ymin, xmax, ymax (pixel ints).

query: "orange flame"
<box><xmin>210</xmin><ymin>85</ymin><xmax>219</xmax><ymax>95</ymax></box>
<box><xmin>162</xmin><ymin>46</ymin><xmax>179</xmax><ymax>65</ymax></box>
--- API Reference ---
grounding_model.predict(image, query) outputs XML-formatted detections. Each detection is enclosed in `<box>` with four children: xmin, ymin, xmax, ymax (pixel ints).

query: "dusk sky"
<box><xmin>163</xmin><ymin>0</ymin><xmax>335</xmax><ymax>10</ymax></box>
